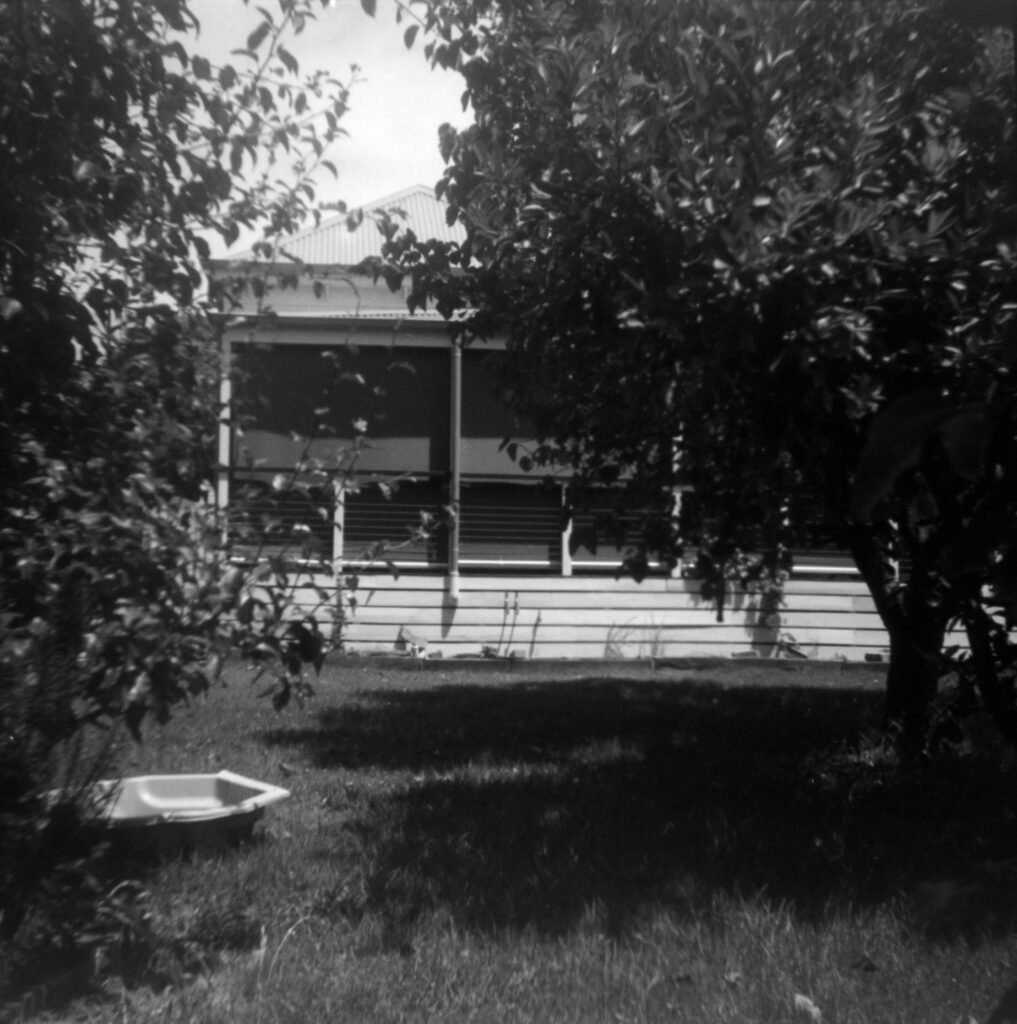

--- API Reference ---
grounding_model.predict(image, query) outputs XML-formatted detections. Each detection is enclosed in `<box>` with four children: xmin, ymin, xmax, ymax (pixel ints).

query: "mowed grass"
<box><xmin>29</xmin><ymin>659</ymin><xmax>1017</xmax><ymax>1023</ymax></box>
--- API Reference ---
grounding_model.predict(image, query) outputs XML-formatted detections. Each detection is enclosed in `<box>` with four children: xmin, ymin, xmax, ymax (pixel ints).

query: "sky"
<box><xmin>186</xmin><ymin>0</ymin><xmax>469</xmax><ymax>249</ymax></box>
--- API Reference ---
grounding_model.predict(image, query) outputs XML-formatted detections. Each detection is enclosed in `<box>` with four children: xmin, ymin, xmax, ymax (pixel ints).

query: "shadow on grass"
<box><xmin>262</xmin><ymin>675</ymin><xmax>1017</xmax><ymax>938</ymax></box>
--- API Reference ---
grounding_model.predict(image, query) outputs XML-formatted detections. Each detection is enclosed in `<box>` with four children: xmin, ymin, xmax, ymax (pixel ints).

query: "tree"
<box><xmin>0</xmin><ymin>0</ymin><xmax>348</xmax><ymax>963</ymax></box>
<box><xmin>386</xmin><ymin>0</ymin><xmax>1017</xmax><ymax>749</ymax></box>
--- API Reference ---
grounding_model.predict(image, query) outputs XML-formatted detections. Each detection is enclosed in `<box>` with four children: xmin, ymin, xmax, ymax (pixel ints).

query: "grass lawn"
<box><xmin>14</xmin><ymin>658</ymin><xmax>1017</xmax><ymax>1023</ymax></box>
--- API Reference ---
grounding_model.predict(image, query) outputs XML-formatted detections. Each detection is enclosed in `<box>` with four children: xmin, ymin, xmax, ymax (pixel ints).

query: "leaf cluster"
<box><xmin>0</xmin><ymin>0</ymin><xmax>350</xmax><ymax>303</ymax></box>
<box><xmin>389</xmin><ymin>0</ymin><xmax>1014</xmax><ymax>536</ymax></box>
<box><xmin>383</xmin><ymin>0</ymin><xmax>1017</xmax><ymax>738</ymax></box>
<box><xmin>0</xmin><ymin>0</ymin><xmax>355</xmax><ymax>959</ymax></box>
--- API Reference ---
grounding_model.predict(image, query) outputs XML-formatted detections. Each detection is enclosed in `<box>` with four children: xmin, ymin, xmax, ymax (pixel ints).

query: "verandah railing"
<box><xmin>227</xmin><ymin>467</ymin><xmax>858</xmax><ymax>577</ymax></box>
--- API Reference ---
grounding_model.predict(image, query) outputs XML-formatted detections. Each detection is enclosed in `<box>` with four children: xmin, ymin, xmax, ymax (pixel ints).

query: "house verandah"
<box><xmin>212</xmin><ymin>186</ymin><xmax>891</xmax><ymax>662</ymax></box>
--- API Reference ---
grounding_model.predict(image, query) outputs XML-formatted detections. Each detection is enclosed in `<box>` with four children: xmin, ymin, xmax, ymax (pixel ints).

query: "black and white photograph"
<box><xmin>4</xmin><ymin>1</ymin><xmax>1017</xmax><ymax>1020</ymax></box>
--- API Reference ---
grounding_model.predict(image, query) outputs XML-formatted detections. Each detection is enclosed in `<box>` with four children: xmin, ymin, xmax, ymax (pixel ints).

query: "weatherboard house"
<box><xmin>212</xmin><ymin>185</ymin><xmax>887</xmax><ymax>661</ymax></box>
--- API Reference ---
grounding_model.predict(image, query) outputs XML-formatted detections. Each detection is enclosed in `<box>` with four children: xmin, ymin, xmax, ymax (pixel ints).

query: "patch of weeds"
<box><xmin>3</xmin><ymin>851</ymin><xmax>113</xmax><ymax>1002</ymax></box>
<box><xmin>797</xmin><ymin>727</ymin><xmax>1017</xmax><ymax>913</ymax></box>
<box><xmin>800</xmin><ymin>729</ymin><xmax>900</xmax><ymax>800</ymax></box>
<box><xmin>309</xmin><ymin>875</ymin><xmax>367</xmax><ymax>925</ymax></box>
<box><xmin>181</xmin><ymin>887</ymin><xmax>264</xmax><ymax>957</ymax></box>
<box><xmin>5</xmin><ymin>877</ymin><xmax>269</xmax><ymax>1022</ymax></box>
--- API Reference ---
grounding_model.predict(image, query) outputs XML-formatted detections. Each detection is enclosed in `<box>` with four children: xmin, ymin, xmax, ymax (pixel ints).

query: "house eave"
<box><xmin>210</xmin><ymin>308</ymin><xmax>460</xmax><ymax>329</ymax></box>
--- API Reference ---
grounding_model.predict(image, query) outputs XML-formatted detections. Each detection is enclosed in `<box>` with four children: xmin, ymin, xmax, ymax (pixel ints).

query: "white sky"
<box><xmin>186</xmin><ymin>0</ymin><xmax>469</xmax><ymax>250</ymax></box>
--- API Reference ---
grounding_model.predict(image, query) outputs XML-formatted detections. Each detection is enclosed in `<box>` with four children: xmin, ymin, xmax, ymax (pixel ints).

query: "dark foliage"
<box><xmin>376</xmin><ymin>0</ymin><xmax>1017</xmax><ymax>748</ymax></box>
<box><xmin>1</xmin><ymin>0</ymin><xmax>344</xmax><ymax>975</ymax></box>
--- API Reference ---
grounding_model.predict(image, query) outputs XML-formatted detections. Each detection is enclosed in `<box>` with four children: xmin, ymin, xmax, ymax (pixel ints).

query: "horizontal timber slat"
<box><xmin>345</xmin><ymin>644</ymin><xmax>885</xmax><ymax>661</ymax></box>
<box><xmin>340</xmin><ymin>605</ymin><xmax>886</xmax><ymax>631</ymax></box>
<box><xmin>341</xmin><ymin>636</ymin><xmax>889</xmax><ymax>662</ymax></box>
<box><xmin>342</xmin><ymin>622</ymin><xmax>889</xmax><ymax>646</ymax></box>
<box><xmin>331</xmin><ymin>574</ymin><xmax>875</xmax><ymax>596</ymax></box>
<box><xmin>342</xmin><ymin>590</ymin><xmax>877</xmax><ymax>615</ymax></box>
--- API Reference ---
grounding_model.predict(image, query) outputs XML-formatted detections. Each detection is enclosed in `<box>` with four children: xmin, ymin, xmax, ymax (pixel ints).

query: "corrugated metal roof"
<box><xmin>229</xmin><ymin>184</ymin><xmax>465</xmax><ymax>266</ymax></box>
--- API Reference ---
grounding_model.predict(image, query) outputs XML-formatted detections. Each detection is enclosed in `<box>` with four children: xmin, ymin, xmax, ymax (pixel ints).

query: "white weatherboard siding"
<box><xmin>286</xmin><ymin>574</ymin><xmax>915</xmax><ymax>662</ymax></box>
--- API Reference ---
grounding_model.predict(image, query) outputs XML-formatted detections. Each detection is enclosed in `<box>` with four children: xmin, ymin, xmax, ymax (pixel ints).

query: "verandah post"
<box><xmin>216</xmin><ymin>335</ymin><xmax>232</xmax><ymax>529</ymax></box>
<box><xmin>332</xmin><ymin>480</ymin><xmax>345</xmax><ymax>569</ymax></box>
<box><xmin>561</xmin><ymin>484</ymin><xmax>573</xmax><ymax>577</ymax></box>
<box><xmin>447</xmin><ymin>339</ymin><xmax>462</xmax><ymax>602</ymax></box>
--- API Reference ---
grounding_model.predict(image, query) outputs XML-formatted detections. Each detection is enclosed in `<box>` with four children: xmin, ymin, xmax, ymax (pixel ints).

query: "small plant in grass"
<box><xmin>182</xmin><ymin>888</ymin><xmax>266</xmax><ymax>961</ymax></box>
<box><xmin>640</xmin><ymin>618</ymin><xmax>667</xmax><ymax>667</ymax></box>
<box><xmin>603</xmin><ymin>621</ymin><xmax>635</xmax><ymax>660</ymax></box>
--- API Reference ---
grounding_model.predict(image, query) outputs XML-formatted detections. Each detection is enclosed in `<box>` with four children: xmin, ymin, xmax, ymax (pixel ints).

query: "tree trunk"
<box><xmin>963</xmin><ymin>602</ymin><xmax>1017</xmax><ymax>747</ymax></box>
<box><xmin>849</xmin><ymin>525</ymin><xmax>949</xmax><ymax>756</ymax></box>
<box><xmin>882</xmin><ymin>602</ymin><xmax>948</xmax><ymax>755</ymax></box>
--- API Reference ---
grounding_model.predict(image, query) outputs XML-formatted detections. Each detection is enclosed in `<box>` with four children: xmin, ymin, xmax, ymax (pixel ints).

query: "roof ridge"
<box><xmin>224</xmin><ymin>184</ymin><xmax>460</xmax><ymax>263</ymax></box>
<box><xmin>281</xmin><ymin>183</ymin><xmax>437</xmax><ymax>244</ymax></box>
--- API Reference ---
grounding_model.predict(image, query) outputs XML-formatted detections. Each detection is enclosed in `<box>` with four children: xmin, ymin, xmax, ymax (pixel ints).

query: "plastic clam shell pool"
<box><xmin>85</xmin><ymin>771</ymin><xmax>291</xmax><ymax>853</ymax></box>
<box><xmin>95</xmin><ymin>770</ymin><xmax>291</xmax><ymax>824</ymax></box>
